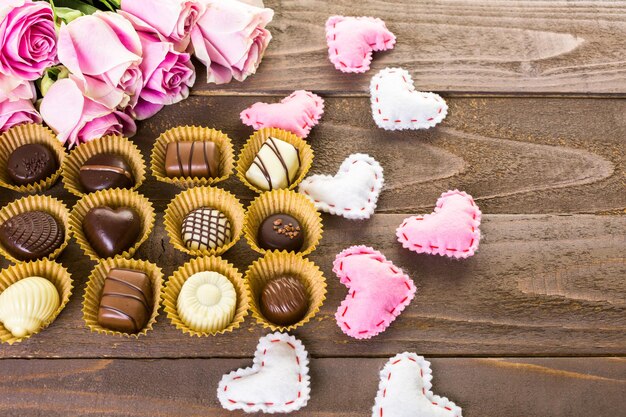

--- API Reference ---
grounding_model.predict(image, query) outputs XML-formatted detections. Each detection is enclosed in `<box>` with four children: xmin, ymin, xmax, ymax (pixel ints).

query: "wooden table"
<box><xmin>1</xmin><ymin>1</ymin><xmax>624</xmax><ymax>416</ymax></box>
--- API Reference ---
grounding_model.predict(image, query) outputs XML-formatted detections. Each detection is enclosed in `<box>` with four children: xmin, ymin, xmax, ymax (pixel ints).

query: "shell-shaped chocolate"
<box><xmin>0</xmin><ymin>211</ymin><xmax>64</xmax><ymax>261</ymax></box>
<box><xmin>0</xmin><ymin>277</ymin><xmax>60</xmax><ymax>338</ymax></box>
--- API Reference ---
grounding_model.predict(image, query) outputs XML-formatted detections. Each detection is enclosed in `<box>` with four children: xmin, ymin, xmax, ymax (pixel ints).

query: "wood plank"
<box><xmin>1</xmin><ymin>97</ymin><xmax>623</xmax><ymax>214</ymax></box>
<box><xmin>189</xmin><ymin>0</ymin><xmax>626</xmax><ymax>95</ymax></box>
<box><xmin>0</xmin><ymin>213</ymin><xmax>623</xmax><ymax>358</ymax></box>
<box><xmin>0</xmin><ymin>357</ymin><xmax>624</xmax><ymax>416</ymax></box>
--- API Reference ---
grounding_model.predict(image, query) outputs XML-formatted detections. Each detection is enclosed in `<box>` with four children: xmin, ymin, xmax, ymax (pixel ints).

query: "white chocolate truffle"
<box><xmin>177</xmin><ymin>271</ymin><xmax>237</xmax><ymax>333</ymax></box>
<box><xmin>0</xmin><ymin>276</ymin><xmax>60</xmax><ymax>338</ymax></box>
<box><xmin>181</xmin><ymin>208</ymin><xmax>232</xmax><ymax>251</ymax></box>
<box><xmin>245</xmin><ymin>137</ymin><xmax>300</xmax><ymax>190</ymax></box>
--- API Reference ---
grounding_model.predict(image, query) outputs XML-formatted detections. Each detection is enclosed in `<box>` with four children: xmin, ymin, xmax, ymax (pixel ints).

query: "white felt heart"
<box><xmin>372</xmin><ymin>353</ymin><xmax>463</xmax><ymax>417</ymax></box>
<box><xmin>298</xmin><ymin>153</ymin><xmax>384</xmax><ymax>220</ymax></box>
<box><xmin>217</xmin><ymin>332</ymin><xmax>310</xmax><ymax>413</ymax></box>
<box><xmin>370</xmin><ymin>67</ymin><xmax>448</xmax><ymax>131</ymax></box>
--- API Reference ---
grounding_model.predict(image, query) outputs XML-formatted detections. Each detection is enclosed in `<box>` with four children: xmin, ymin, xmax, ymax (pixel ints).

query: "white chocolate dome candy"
<box><xmin>177</xmin><ymin>271</ymin><xmax>237</xmax><ymax>333</ymax></box>
<box><xmin>0</xmin><ymin>276</ymin><xmax>60</xmax><ymax>338</ymax></box>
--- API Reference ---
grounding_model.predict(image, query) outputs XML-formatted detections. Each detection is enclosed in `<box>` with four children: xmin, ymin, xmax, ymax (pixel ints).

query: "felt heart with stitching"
<box><xmin>326</xmin><ymin>15</ymin><xmax>396</xmax><ymax>73</ymax></box>
<box><xmin>217</xmin><ymin>332</ymin><xmax>310</xmax><ymax>413</ymax></box>
<box><xmin>372</xmin><ymin>352</ymin><xmax>463</xmax><ymax>417</ymax></box>
<box><xmin>240</xmin><ymin>90</ymin><xmax>324</xmax><ymax>138</ymax></box>
<box><xmin>371</xmin><ymin>67</ymin><xmax>448</xmax><ymax>130</ymax></box>
<box><xmin>397</xmin><ymin>190</ymin><xmax>481</xmax><ymax>259</ymax></box>
<box><xmin>299</xmin><ymin>153</ymin><xmax>384</xmax><ymax>220</ymax></box>
<box><xmin>333</xmin><ymin>246</ymin><xmax>416</xmax><ymax>339</ymax></box>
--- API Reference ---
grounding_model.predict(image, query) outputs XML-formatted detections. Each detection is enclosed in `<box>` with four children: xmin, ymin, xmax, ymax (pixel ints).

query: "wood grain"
<box><xmin>0</xmin><ymin>357</ymin><xmax>623</xmax><ymax>416</ymax></box>
<box><xmin>1</xmin><ymin>97</ymin><xmax>623</xmax><ymax>214</ymax></box>
<box><xmin>189</xmin><ymin>0</ymin><xmax>626</xmax><ymax>95</ymax></box>
<box><xmin>0</xmin><ymin>213</ymin><xmax>623</xmax><ymax>358</ymax></box>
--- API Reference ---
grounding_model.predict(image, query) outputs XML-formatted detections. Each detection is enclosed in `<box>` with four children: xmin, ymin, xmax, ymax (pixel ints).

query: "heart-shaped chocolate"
<box><xmin>370</xmin><ymin>67</ymin><xmax>448</xmax><ymax>130</ymax></box>
<box><xmin>83</xmin><ymin>207</ymin><xmax>141</xmax><ymax>258</ymax></box>
<box><xmin>372</xmin><ymin>353</ymin><xmax>463</xmax><ymax>417</ymax></box>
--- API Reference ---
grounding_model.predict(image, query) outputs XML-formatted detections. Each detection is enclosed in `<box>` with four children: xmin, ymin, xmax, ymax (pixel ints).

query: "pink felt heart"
<box><xmin>217</xmin><ymin>332</ymin><xmax>311</xmax><ymax>413</ymax></box>
<box><xmin>333</xmin><ymin>246</ymin><xmax>416</xmax><ymax>339</ymax></box>
<box><xmin>371</xmin><ymin>67</ymin><xmax>448</xmax><ymax>130</ymax></box>
<box><xmin>397</xmin><ymin>190</ymin><xmax>481</xmax><ymax>259</ymax></box>
<box><xmin>326</xmin><ymin>15</ymin><xmax>396</xmax><ymax>73</ymax></box>
<box><xmin>372</xmin><ymin>352</ymin><xmax>463</xmax><ymax>417</ymax></box>
<box><xmin>240</xmin><ymin>90</ymin><xmax>324</xmax><ymax>138</ymax></box>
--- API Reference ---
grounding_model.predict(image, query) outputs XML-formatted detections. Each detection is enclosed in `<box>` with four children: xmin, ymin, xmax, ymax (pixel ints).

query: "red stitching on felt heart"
<box><xmin>371</xmin><ymin>76</ymin><xmax>446</xmax><ymax>125</ymax></box>
<box><xmin>223</xmin><ymin>338</ymin><xmax>304</xmax><ymax>409</ymax></box>
<box><xmin>378</xmin><ymin>357</ymin><xmax>460</xmax><ymax>417</ymax></box>
<box><xmin>303</xmin><ymin>158</ymin><xmax>380</xmax><ymax>213</ymax></box>
<box><xmin>397</xmin><ymin>190</ymin><xmax>480</xmax><ymax>258</ymax></box>
<box><xmin>336</xmin><ymin>250</ymin><xmax>414</xmax><ymax>335</ymax></box>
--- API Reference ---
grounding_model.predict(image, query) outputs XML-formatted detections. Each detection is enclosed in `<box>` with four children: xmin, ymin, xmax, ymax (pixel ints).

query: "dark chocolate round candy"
<box><xmin>7</xmin><ymin>144</ymin><xmax>57</xmax><ymax>185</ymax></box>
<box><xmin>260</xmin><ymin>276</ymin><xmax>309</xmax><ymax>326</ymax></box>
<box><xmin>0</xmin><ymin>211</ymin><xmax>64</xmax><ymax>260</ymax></box>
<box><xmin>79</xmin><ymin>153</ymin><xmax>134</xmax><ymax>192</ymax></box>
<box><xmin>257</xmin><ymin>213</ymin><xmax>304</xmax><ymax>252</ymax></box>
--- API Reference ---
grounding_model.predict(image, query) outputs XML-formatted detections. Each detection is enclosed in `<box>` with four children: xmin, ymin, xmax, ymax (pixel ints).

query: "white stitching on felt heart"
<box><xmin>325</xmin><ymin>15</ymin><xmax>396</xmax><ymax>73</ymax></box>
<box><xmin>217</xmin><ymin>332</ymin><xmax>310</xmax><ymax>413</ymax></box>
<box><xmin>334</xmin><ymin>246</ymin><xmax>416</xmax><ymax>339</ymax></box>
<box><xmin>240</xmin><ymin>90</ymin><xmax>324</xmax><ymax>138</ymax></box>
<box><xmin>298</xmin><ymin>153</ymin><xmax>384</xmax><ymax>220</ymax></box>
<box><xmin>396</xmin><ymin>190</ymin><xmax>481</xmax><ymax>259</ymax></box>
<box><xmin>370</xmin><ymin>67</ymin><xmax>448</xmax><ymax>130</ymax></box>
<box><xmin>372</xmin><ymin>353</ymin><xmax>463</xmax><ymax>417</ymax></box>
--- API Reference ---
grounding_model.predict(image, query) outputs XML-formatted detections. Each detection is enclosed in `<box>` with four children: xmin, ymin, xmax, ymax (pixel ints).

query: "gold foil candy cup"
<box><xmin>162</xmin><ymin>256</ymin><xmax>249</xmax><ymax>336</ymax></box>
<box><xmin>245</xmin><ymin>251</ymin><xmax>326</xmax><ymax>332</ymax></box>
<box><xmin>0</xmin><ymin>259</ymin><xmax>73</xmax><ymax>344</ymax></box>
<box><xmin>82</xmin><ymin>256</ymin><xmax>164</xmax><ymax>338</ymax></box>
<box><xmin>236</xmin><ymin>128</ymin><xmax>314</xmax><ymax>194</ymax></box>
<box><xmin>164</xmin><ymin>186</ymin><xmax>244</xmax><ymax>257</ymax></box>
<box><xmin>244</xmin><ymin>189</ymin><xmax>323</xmax><ymax>256</ymax></box>
<box><xmin>68</xmin><ymin>188</ymin><xmax>155</xmax><ymax>261</ymax></box>
<box><xmin>62</xmin><ymin>134</ymin><xmax>146</xmax><ymax>197</ymax></box>
<box><xmin>0</xmin><ymin>195</ymin><xmax>71</xmax><ymax>263</ymax></box>
<box><xmin>0</xmin><ymin>123</ymin><xmax>65</xmax><ymax>193</ymax></box>
<box><xmin>150</xmin><ymin>125</ymin><xmax>235</xmax><ymax>188</ymax></box>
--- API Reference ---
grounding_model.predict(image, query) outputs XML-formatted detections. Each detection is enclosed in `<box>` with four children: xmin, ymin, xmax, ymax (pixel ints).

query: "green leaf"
<box><xmin>52</xmin><ymin>0</ymin><xmax>99</xmax><ymax>15</ymax></box>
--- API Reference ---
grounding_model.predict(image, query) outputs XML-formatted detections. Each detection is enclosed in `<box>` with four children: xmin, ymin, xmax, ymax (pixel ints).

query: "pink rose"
<box><xmin>0</xmin><ymin>0</ymin><xmax>57</xmax><ymax>80</ymax></box>
<box><xmin>191</xmin><ymin>0</ymin><xmax>273</xmax><ymax>84</ymax></box>
<box><xmin>0</xmin><ymin>74</ymin><xmax>40</xmax><ymax>133</ymax></box>
<box><xmin>40</xmin><ymin>78</ymin><xmax>136</xmax><ymax>148</ymax></box>
<box><xmin>120</xmin><ymin>0</ymin><xmax>204</xmax><ymax>51</ymax></box>
<box><xmin>0</xmin><ymin>98</ymin><xmax>41</xmax><ymax>133</ymax></box>
<box><xmin>127</xmin><ymin>31</ymin><xmax>196</xmax><ymax>120</ymax></box>
<box><xmin>57</xmin><ymin>11</ymin><xmax>143</xmax><ymax>110</ymax></box>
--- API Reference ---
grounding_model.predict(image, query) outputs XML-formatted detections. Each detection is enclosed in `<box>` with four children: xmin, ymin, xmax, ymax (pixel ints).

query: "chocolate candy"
<box><xmin>83</xmin><ymin>207</ymin><xmax>141</xmax><ymax>258</ymax></box>
<box><xmin>260</xmin><ymin>276</ymin><xmax>309</xmax><ymax>326</ymax></box>
<box><xmin>7</xmin><ymin>144</ymin><xmax>57</xmax><ymax>185</ymax></box>
<box><xmin>0</xmin><ymin>277</ymin><xmax>60</xmax><ymax>338</ymax></box>
<box><xmin>79</xmin><ymin>153</ymin><xmax>134</xmax><ymax>192</ymax></box>
<box><xmin>181</xmin><ymin>207</ymin><xmax>232</xmax><ymax>251</ymax></box>
<box><xmin>245</xmin><ymin>137</ymin><xmax>300</xmax><ymax>190</ymax></box>
<box><xmin>0</xmin><ymin>211</ymin><xmax>64</xmax><ymax>261</ymax></box>
<box><xmin>165</xmin><ymin>141</ymin><xmax>220</xmax><ymax>178</ymax></box>
<box><xmin>97</xmin><ymin>268</ymin><xmax>153</xmax><ymax>333</ymax></box>
<box><xmin>257</xmin><ymin>213</ymin><xmax>304</xmax><ymax>252</ymax></box>
<box><xmin>177</xmin><ymin>271</ymin><xmax>237</xmax><ymax>333</ymax></box>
